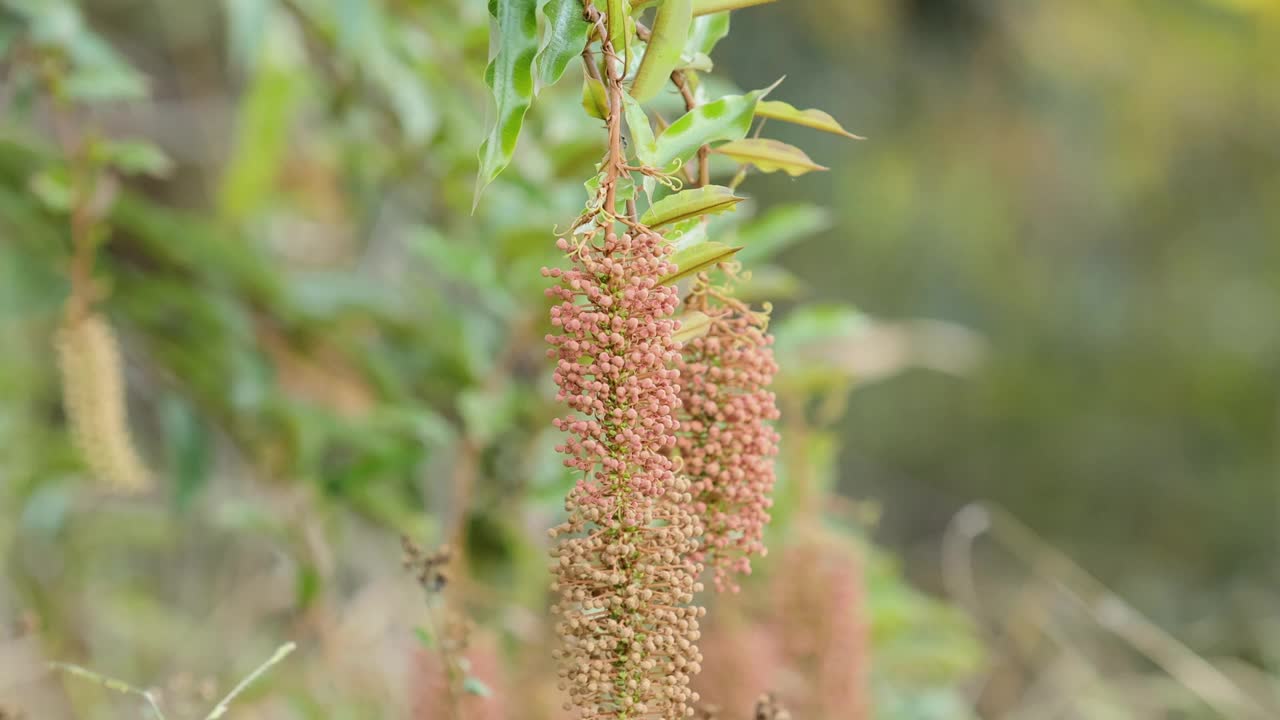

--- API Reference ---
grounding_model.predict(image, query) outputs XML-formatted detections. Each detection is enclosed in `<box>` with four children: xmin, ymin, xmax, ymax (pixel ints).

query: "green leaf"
<box><xmin>474</xmin><ymin>0</ymin><xmax>540</xmax><ymax>208</ymax></box>
<box><xmin>631</xmin><ymin>0</ymin><xmax>692</xmax><ymax>102</ymax></box>
<box><xmin>692</xmin><ymin>0</ymin><xmax>776</xmax><ymax>14</ymax></box>
<box><xmin>604</xmin><ymin>0</ymin><xmax>632</xmax><ymax>65</ymax></box>
<box><xmin>735</xmin><ymin>203</ymin><xmax>832</xmax><ymax>263</ymax></box>
<box><xmin>652</xmin><ymin>83</ymin><xmax>775</xmax><ymax>168</ymax></box>
<box><xmin>685</xmin><ymin>11</ymin><xmax>730</xmax><ymax>56</ymax></box>
<box><xmin>622</xmin><ymin>93</ymin><xmax>658</xmax><ymax>166</ymax></box>
<box><xmin>29</xmin><ymin>168</ymin><xmax>73</xmax><ymax>213</ymax></box>
<box><xmin>463</xmin><ymin>676</ymin><xmax>493</xmax><ymax>697</ymax></box>
<box><xmin>673</xmin><ymin>310</ymin><xmax>713</xmax><ymax>344</ymax></box>
<box><xmin>582</xmin><ymin>76</ymin><xmax>609</xmax><ymax>119</ymax></box>
<box><xmin>161</xmin><ymin>394</ymin><xmax>209</xmax><ymax>511</ymax></box>
<box><xmin>714</xmin><ymin>138</ymin><xmax>828</xmax><ymax>176</ymax></box>
<box><xmin>218</xmin><ymin>59</ymin><xmax>305</xmax><ymax>221</ymax></box>
<box><xmin>640</xmin><ymin>185</ymin><xmax>742</xmax><ymax>228</ymax></box>
<box><xmin>537</xmin><ymin>0</ymin><xmax>592</xmax><ymax>88</ymax></box>
<box><xmin>413</xmin><ymin>626</ymin><xmax>433</xmax><ymax>648</ymax></box>
<box><xmin>97</xmin><ymin>140</ymin><xmax>174</xmax><ymax>178</ymax></box>
<box><xmin>661</xmin><ymin>240</ymin><xmax>742</xmax><ymax>284</ymax></box>
<box><xmin>755</xmin><ymin>100</ymin><xmax>864</xmax><ymax>139</ymax></box>
<box><xmin>678</xmin><ymin>52</ymin><xmax>713</xmax><ymax>72</ymax></box>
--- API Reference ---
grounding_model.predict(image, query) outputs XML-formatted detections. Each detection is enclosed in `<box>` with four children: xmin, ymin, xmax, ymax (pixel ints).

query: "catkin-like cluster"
<box><xmin>676</xmin><ymin>276</ymin><xmax>780</xmax><ymax>590</ymax></box>
<box><xmin>544</xmin><ymin>230</ymin><xmax>706</xmax><ymax>719</ymax></box>
<box><xmin>772</xmin><ymin>534</ymin><xmax>869</xmax><ymax>720</ymax></box>
<box><xmin>56</xmin><ymin>309</ymin><xmax>151</xmax><ymax>493</ymax></box>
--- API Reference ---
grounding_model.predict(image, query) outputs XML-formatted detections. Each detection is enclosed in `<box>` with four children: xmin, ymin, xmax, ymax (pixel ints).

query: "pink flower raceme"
<box><xmin>543</xmin><ymin>230</ymin><xmax>705</xmax><ymax>719</ymax></box>
<box><xmin>676</xmin><ymin>276</ymin><xmax>781</xmax><ymax>591</ymax></box>
<box><xmin>772</xmin><ymin>534</ymin><xmax>870</xmax><ymax>720</ymax></box>
<box><xmin>545</xmin><ymin>231</ymin><xmax>682</xmax><ymax>516</ymax></box>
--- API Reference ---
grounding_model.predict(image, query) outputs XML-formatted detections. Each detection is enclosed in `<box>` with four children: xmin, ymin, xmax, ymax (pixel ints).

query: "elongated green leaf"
<box><xmin>583</xmin><ymin>76</ymin><xmax>609</xmax><ymax>119</ymax></box>
<box><xmin>661</xmin><ymin>241</ymin><xmax>742</xmax><ymax>284</ymax></box>
<box><xmin>673</xmin><ymin>311</ymin><xmax>713</xmax><ymax>344</ymax></box>
<box><xmin>622</xmin><ymin>93</ymin><xmax>658</xmax><ymax>165</ymax></box>
<box><xmin>640</xmin><ymin>185</ymin><xmax>742</xmax><ymax>228</ymax></box>
<box><xmin>685</xmin><ymin>11</ymin><xmax>730</xmax><ymax>56</ymax></box>
<box><xmin>715</xmin><ymin>138</ymin><xmax>828</xmax><ymax>176</ymax></box>
<box><xmin>219</xmin><ymin>62</ymin><xmax>304</xmax><ymax>221</ymax></box>
<box><xmin>756</xmin><ymin>100</ymin><xmax>864</xmax><ymax>139</ymax></box>
<box><xmin>474</xmin><ymin>0</ymin><xmax>540</xmax><ymax>208</ymax></box>
<box><xmin>604</xmin><ymin>0</ymin><xmax>632</xmax><ymax>64</ymax></box>
<box><xmin>631</xmin><ymin>0</ymin><xmax>692</xmax><ymax>102</ymax></box>
<box><xmin>652</xmin><ymin>83</ymin><xmax>775</xmax><ymax>168</ymax></box>
<box><xmin>692</xmin><ymin>0</ymin><xmax>776</xmax><ymax>14</ymax></box>
<box><xmin>537</xmin><ymin>0</ymin><xmax>591</xmax><ymax>88</ymax></box>
<box><xmin>97</xmin><ymin>139</ymin><xmax>174</xmax><ymax>178</ymax></box>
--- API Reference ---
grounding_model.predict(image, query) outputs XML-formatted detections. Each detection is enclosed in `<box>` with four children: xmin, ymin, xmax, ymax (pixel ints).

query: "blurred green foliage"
<box><xmin>2</xmin><ymin>0</ymin><xmax>1277</xmax><ymax>717</ymax></box>
<box><xmin>0</xmin><ymin>0</ymin><xmax>986</xmax><ymax>718</ymax></box>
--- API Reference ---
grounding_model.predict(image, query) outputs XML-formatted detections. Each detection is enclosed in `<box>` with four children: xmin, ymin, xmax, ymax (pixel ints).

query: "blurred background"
<box><xmin>0</xmin><ymin>0</ymin><xmax>1277</xmax><ymax>718</ymax></box>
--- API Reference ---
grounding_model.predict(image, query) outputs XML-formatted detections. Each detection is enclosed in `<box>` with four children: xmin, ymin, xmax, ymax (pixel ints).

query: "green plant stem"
<box><xmin>203</xmin><ymin>641</ymin><xmax>297</xmax><ymax>720</ymax></box>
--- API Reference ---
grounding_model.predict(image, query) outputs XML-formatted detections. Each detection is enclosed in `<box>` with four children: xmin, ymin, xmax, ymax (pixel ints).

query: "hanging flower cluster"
<box><xmin>771</xmin><ymin>533</ymin><xmax>870</xmax><ymax>720</ymax></box>
<box><xmin>676</xmin><ymin>272</ymin><xmax>781</xmax><ymax>591</ymax></box>
<box><xmin>57</xmin><ymin>307</ymin><xmax>152</xmax><ymax>493</ymax></box>
<box><xmin>544</xmin><ymin>229</ymin><xmax>706</xmax><ymax>719</ymax></box>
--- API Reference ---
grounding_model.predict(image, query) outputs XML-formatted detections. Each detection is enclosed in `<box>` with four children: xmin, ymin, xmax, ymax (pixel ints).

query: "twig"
<box><xmin>670</xmin><ymin>71</ymin><xmax>709</xmax><ymax>187</ymax></box>
<box><xmin>950</xmin><ymin>502</ymin><xmax>1272</xmax><ymax>720</ymax></box>
<box><xmin>203</xmin><ymin>641</ymin><xmax>297</xmax><ymax>719</ymax></box>
<box><xmin>49</xmin><ymin>662</ymin><xmax>167</xmax><ymax>719</ymax></box>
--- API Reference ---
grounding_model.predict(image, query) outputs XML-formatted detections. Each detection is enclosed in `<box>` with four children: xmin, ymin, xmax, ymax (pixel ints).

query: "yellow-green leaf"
<box><xmin>755</xmin><ymin>100</ymin><xmax>864</xmax><ymax>139</ymax></box>
<box><xmin>685</xmin><ymin>11</ymin><xmax>730</xmax><ymax>56</ymax></box>
<box><xmin>661</xmin><ymin>241</ymin><xmax>742</xmax><ymax>284</ymax></box>
<box><xmin>652</xmin><ymin>82</ymin><xmax>776</xmax><ymax>168</ymax></box>
<box><xmin>604</xmin><ymin>0</ymin><xmax>632</xmax><ymax>65</ymax></box>
<box><xmin>692</xmin><ymin>0</ymin><xmax>775</xmax><ymax>15</ymax></box>
<box><xmin>537</xmin><ymin>0</ymin><xmax>592</xmax><ymax>88</ymax></box>
<box><xmin>623</xmin><ymin>93</ymin><xmax>659</xmax><ymax>165</ymax></box>
<box><xmin>474</xmin><ymin>0</ymin><xmax>540</xmax><ymax>209</ymax></box>
<box><xmin>715</xmin><ymin>138</ymin><xmax>828</xmax><ymax>176</ymax></box>
<box><xmin>219</xmin><ymin>61</ymin><xmax>304</xmax><ymax>221</ymax></box>
<box><xmin>673</xmin><ymin>311</ymin><xmax>713</xmax><ymax>343</ymax></box>
<box><xmin>583</xmin><ymin>76</ymin><xmax>609</xmax><ymax>120</ymax></box>
<box><xmin>631</xmin><ymin>0</ymin><xmax>693</xmax><ymax>102</ymax></box>
<box><xmin>640</xmin><ymin>185</ymin><xmax>743</xmax><ymax>228</ymax></box>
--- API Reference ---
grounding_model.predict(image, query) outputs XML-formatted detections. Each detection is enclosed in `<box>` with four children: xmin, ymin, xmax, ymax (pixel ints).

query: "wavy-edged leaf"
<box><xmin>661</xmin><ymin>241</ymin><xmax>742</xmax><ymax>284</ymax></box>
<box><xmin>673</xmin><ymin>311</ymin><xmax>713</xmax><ymax>344</ymax></box>
<box><xmin>756</xmin><ymin>100</ymin><xmax>864</xmax><ymax>139</ymax></box>
<box><xmin>640</xmin><ymin>185</ymin><xmax>742</xmax><ymax>228</ymax></box>
<box><xmin>474</xmin><ymin>0</ymin><xmax>540</xmax><ymax>208</ymax></box>
<box><xmin>692</xmin><ymin>0</ymin><xmax>776</xmax><ymax>15</ymax></box>
<box><xmin>715</xmin><ymin>138</ymin><xmax>828</xmax><ymax>176</ymax></box>
<box><xmin>652</xmin><ymin>82</ymin><xmax>775</xmax><ymax>168</ymax></box>
<box><xmin>631</xmin><ymin>0</ymin><xmax>692</xmax><ymax>102</ymax></box>
<box><xmin>537</xmin><ymin>0</ymin><xmax>591</xmax><ymax>88</ymax></box>
<box><xmin>685</xmin><ymin>11</ymin><xmax>730</xmax><ymax>56</ymax></box>
<box><xmin>623</xmin><ymin>93</ymin><xmax>658</xmax><ymax>166</ymax></box>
